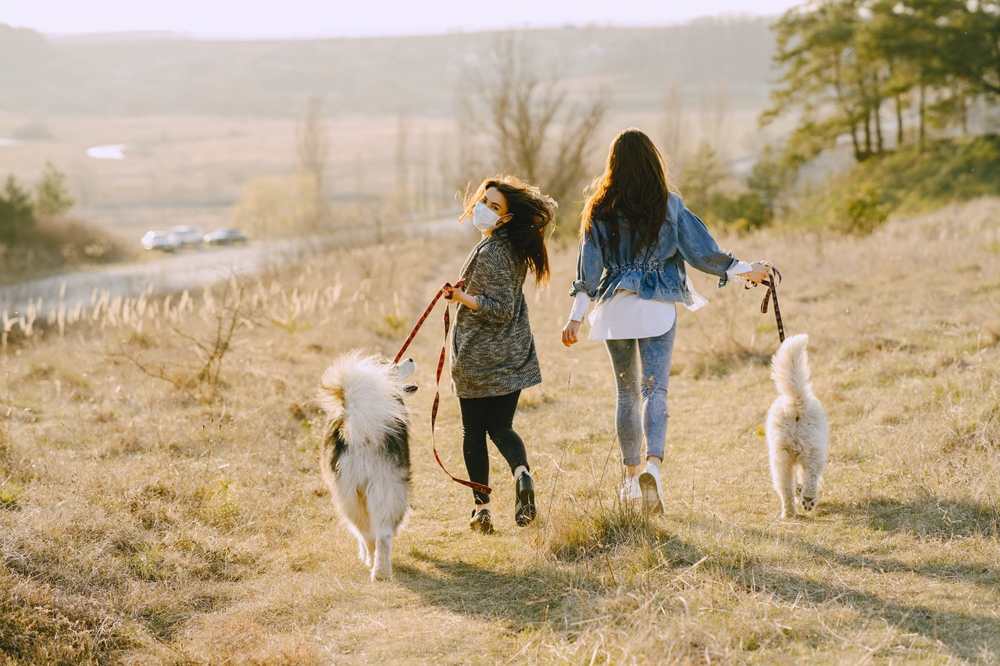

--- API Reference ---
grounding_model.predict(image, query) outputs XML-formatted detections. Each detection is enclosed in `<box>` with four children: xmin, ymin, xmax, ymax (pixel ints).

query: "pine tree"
<box><xmin>35</xmin><ymin>161</ymin><xmax>74</xmax><ymax>217</ymax></box>
<box><xmin>0</xmin><ymin>175</ymin><xmax>36</xmax><ymax>242</ymax></box>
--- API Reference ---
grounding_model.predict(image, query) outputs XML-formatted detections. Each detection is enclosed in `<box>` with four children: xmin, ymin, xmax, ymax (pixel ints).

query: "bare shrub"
<box><xmin>233</xmin><ymin>174</ymin><xmax>323</xmax><ymax>238</ymax></box>
<box><xmin>461</xmin><ymin>34</ymin><xmax>607</xmax><ymax>233</ymax></box>
<box><xmin>110</xmin><ymin>285</ymin><xmax>246</xmax><ymax>402</ymax></box>
<box><xmin>297</xmin><ymin>95</ymin><xmax>330</xmax><ymax>230</ymax></box>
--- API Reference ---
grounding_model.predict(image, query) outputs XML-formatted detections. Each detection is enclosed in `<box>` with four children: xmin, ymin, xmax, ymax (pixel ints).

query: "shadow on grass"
<box><xmin>786</xmin><ymin>532</ymin><xmax>1000</xmax><ymax>592</ymax></box>
<box><xmin>397</xmin><ymin>498</ymin><xmax>1000</xmax><ymax>662</ymax></box>
<box><xmin>394</xmin><ymin>555</ymin><xmax>588</xmax><ymax>631</ymax></box>
<box><xmin>687</xmin><ymin>520</ymin><xmax>1000</xmax><ymax>661</ymax></box>
<box><xmin>399</xmin><ymin>525</ymin><xmax>1000</xmax><ymax>660</ymax></box>
<box><xmin>720</xmin><ymin>558</ymin><xmax>1000</xmax><ymax>660</ymax></box>
<box><xmin>394</xmin><ymin>504</ymin><xmax>686</xmax><ymax>633</ymax></box>
<box><xmin>824</xmin><ymin>495</ymin><xmax>1000</xmax><ymax>540</ymax></box>
<box><xmin>731</xmin><ymin>522</ymin><xmax>1000</xmax><ymax>594</ymax></box>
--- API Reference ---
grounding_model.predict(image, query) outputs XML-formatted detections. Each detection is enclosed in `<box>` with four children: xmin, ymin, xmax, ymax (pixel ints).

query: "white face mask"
<box><xmin>471</xmin><ymin>202</ymin><xmax>503</xmax><ymax>234</ymax></box>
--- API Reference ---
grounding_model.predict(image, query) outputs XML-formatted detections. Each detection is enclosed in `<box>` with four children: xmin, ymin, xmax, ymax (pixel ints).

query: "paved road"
<box><xmin>0</xmin><ymin>216</ymin><xmax>457</xmax><ymax>318</ymax></box>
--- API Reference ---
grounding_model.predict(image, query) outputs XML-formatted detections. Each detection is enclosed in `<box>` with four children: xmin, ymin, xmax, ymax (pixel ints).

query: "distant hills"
<box><xmin>0</xmin><ymin>18</ymin><xmax>776</xmax><ymax>118</ymax></box>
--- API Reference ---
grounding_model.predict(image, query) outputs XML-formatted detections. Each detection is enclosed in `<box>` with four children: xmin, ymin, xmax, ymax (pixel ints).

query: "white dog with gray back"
<box><xmin>317</xmin><ymin>353</ymin><xmax>417</xmax><ymax>581</ymax></box>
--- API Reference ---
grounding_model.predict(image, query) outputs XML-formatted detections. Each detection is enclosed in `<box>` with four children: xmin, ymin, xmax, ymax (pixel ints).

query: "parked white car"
<box><xmin>203</xmin><ymin>228</ymin><xmax>248</xmax><ymax>246</ymax></box>
<box><xmin>141</xmin><ymin>230</ymin><xmax>178</xmax><ymax>252</ymax></box>
<box><xmin>168</xmin><ymin>225</ymin><xmax>203</xmax><ymax>248</ymax></box>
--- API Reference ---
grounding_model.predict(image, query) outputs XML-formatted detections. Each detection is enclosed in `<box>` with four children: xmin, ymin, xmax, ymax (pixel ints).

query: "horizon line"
<box><xmin>27</xmin><ymin>13</ymin><xmax>778</xmax><ymax>42</ymax></box>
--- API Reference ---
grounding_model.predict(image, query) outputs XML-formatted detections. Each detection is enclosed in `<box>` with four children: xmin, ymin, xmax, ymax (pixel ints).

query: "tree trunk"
<box><xmin>833</xmin><ymin>55</ymin><xmax>862</xmax><ymax>161</ymax></box>
<box><xmin>960</xmin><ymin>92</ymin><xmax>969</xmax><ymax>135</ymax></box>
<box><xmin>873</xmin><ymin>76</ymin><xmax>883</xmax><ymax>154</ymax></box>
<box><xmin>863</xmin><ymin>109</ymin><xmax>872</xmax><ymax>158</ymax></box>
<box><xmin>874</xmin><ymin>107</ymin><xmax>883</xmax><ymax>154</ymax></box>
<box><xmin>918</xmin><ymin>81</ymin><xmax>926</xmax><ymax>152</ymax></box>
<box><xmin>895</xmin><ymin>95</ymin><xmax>904</xmax><ymax>147</ymax></box>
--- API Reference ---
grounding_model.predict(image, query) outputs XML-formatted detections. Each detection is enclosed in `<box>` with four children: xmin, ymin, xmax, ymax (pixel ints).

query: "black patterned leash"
<box><xmin>746</xmin><ymin>266</ymin><xmax>785</xmax><ymax>343</ymax></box>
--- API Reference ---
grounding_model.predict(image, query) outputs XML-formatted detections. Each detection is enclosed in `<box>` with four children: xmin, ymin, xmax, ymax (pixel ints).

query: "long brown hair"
<box><xmin>580</xmin><ymin>128</ymin><xmax>670</xmax><ymax>254</ymax></box>
<box><xmin>461</xmin><ymin>175</ymin><xmax>555</xmax><ymax>284</ymax></box>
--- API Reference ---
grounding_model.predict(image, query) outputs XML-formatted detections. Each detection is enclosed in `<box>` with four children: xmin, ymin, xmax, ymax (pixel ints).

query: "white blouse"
<box><xmin>569</xmin><ymin>261</ymin><xmax>754</xmax><ymax>341</ymax></box>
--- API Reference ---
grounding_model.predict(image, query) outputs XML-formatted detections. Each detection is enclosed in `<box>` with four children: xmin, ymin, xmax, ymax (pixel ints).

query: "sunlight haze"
<box><xmin>6</xmin><ymin>0</ymin><xmax>801</xmax><ymax>37</ymax></box>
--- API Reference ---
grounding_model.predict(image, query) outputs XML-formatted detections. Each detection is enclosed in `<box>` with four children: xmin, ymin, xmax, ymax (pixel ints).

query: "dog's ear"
<box><xmin>394</xmin><ymin>358</ymin><xmax>416</xmax><ymax>382</ymax></box>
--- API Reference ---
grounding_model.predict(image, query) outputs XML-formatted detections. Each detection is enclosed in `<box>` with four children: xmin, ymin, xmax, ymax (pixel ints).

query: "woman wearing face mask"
<box><xmin>443</xmin><ymin>175</ymin><xmax>555</xmax><ymax>534</ymax></box>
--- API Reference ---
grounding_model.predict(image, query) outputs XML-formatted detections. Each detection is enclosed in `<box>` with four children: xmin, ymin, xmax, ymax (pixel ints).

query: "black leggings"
<box><xmin>460</xmin><ymin>391</ymin><xmax>529</xmax><ymax>505</ymax></box>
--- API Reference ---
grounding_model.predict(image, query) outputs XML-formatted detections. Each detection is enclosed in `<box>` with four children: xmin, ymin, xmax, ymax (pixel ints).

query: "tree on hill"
<box><xmin>763</xmin><ymin>0</ymin><xmax>997</xmax><ymax>164</ymax></box>
<box><xmin>0</xmin><ymin>176</ymin><xmax>35</xmax><ymax>243</ymax></box>
<box><xmin>35</xmin><ymin>162</ymin><xmax>74</xmax><ymax>217</ymax></box>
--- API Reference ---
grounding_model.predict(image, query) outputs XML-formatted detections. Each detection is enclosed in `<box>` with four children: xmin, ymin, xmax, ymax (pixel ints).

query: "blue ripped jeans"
<box><xmin>605</xmin><ymin>324</ymin><xmax>676</xmax><ymax>466</ymax></box>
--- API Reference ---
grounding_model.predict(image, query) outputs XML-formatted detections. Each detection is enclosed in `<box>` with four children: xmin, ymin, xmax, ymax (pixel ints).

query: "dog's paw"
<box><xmin>795</xmin><ymin>484</ymin><xmax>803</xmax><ymax>498</ymax></box>
<box><xmin>800</xmin><ymin>496</ymin><xmax>817</xmax><ymax>512</ymax></box>
<box><xmin>370</xmin><ymin>564</ymin><xmax>393</xmax><ymax>582</ymax></box>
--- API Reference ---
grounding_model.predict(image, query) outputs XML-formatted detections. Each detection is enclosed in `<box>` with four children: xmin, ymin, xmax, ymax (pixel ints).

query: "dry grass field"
<box><xmin>1</xmin><ymin>198</ymin><xmax>999</xmax><ymax>664</ymax></box>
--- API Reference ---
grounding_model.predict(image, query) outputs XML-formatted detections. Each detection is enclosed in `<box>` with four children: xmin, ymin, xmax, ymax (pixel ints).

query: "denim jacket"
<box><xmin>570</xmin><ymin>194</ymin><xmax>737</xmax><ymax>306</ymax></box>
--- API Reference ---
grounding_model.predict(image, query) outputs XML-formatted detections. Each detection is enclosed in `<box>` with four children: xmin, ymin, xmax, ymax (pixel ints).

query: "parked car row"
<box><xmin>141</xmin><ymin>226</ymin><xmax>248</xmax><ymax>252</ymax></box>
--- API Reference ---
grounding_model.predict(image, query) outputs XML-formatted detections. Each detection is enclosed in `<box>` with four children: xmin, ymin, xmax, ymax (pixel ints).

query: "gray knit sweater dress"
<box><xmin>450</xmin><ymin>229</ymin><xmax>542</xmax><ymax>399</ymax></box>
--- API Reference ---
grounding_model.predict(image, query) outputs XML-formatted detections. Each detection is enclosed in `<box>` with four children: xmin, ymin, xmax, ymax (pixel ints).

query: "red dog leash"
<box><xmin>394</xmin><ymin>281</ymin><xmax>492</xmax><ymax>496</ymax></box>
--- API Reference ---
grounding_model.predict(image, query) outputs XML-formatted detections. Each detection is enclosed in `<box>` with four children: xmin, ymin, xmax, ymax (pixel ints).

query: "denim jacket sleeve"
<box><xmin>676</xmin><ymin>203</ymin><xmax>737</xmax><ymax>287</ymax></box>
<box><xmin>470</xmin><ymin>241</ymin><xmax>518</xmax><ymax>323</ymax></box>
<box><xmin>569</xmin><ymin>229</ymin><xmax>603</xmax><ymax>297</ymax></box>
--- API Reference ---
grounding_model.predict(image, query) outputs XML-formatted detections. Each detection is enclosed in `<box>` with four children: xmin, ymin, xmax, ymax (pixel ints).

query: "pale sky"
<box><xmin>2</xmin><ymin>0</ymin><xmax>800</xmax><ymax>38</ymax></box>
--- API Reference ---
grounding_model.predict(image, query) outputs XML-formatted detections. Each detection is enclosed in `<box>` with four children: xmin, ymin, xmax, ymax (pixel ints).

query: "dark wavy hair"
<box><xmin>460</xmin><ymin>175</ymin><xmax>556</xmax><ymax>284</ymax></box>
<box><xmin>580</xmin><ymin>128</ymin><xmax>670</xmax><ymax>256</ymax></box>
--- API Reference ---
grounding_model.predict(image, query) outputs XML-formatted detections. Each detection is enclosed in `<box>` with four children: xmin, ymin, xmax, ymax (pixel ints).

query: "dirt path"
<box><xmin>0</xmin><ymin>216</ymin><xmax>455</xmax><ymax>317</ymax></box>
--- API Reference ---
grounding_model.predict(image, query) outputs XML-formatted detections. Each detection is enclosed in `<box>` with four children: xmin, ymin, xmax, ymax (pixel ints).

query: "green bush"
<box><xmin>677</xmin><ymin>143</ymin><xmax>787</xmax><ymax>233</ymax></box>
<box><xmin>791</xmin><ymin>135</ymin><xmax>1000</xmax><ymax>234</ymax></box>
<box><xmin>35</xmin><ymin>162</ymin><xmax>74</xmax><ymax>217</ymax></box>
<box><xmin>838</xmin><ymin>182</ymin><xmax>889</xmax><ymax>235</ymax></box>
<box><xmin>0</xmin><ymin>175</ymin><xmax>35</xmax><ymax>243</ymax></box>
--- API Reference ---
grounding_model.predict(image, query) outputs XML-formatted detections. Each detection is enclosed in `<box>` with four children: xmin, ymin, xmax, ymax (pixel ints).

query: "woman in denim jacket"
<box><xmin>561</xmin><ymin>128</ymin><xmax>769</xmax><ymax>512</ymax></box>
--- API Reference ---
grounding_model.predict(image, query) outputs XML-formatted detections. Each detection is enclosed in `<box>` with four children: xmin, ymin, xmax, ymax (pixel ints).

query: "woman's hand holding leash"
<box><xmin>738</xmin><ymin>260</ymin><xmax>772</xmax><ymax>285</ymax></box>
<box><xmin>443</xmin><ymin>284</ymin><xmax>479</xmax><ymax>311</ymax></box>
<box><xmin>740</xmin><ymin>260</ymin><xmax>786</xmax><ymax>343</ymax></box>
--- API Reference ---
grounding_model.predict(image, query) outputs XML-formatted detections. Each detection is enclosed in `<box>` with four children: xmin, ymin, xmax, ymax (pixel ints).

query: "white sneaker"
<box><xmin>619</xmin><ymin>475</ymin><xmax>642</xmax><ymax>502</ymax></box>
<box><xmin>638</xmin><ymin>462</ymin><xmax>664</xmax><ymax>514</ymax></box>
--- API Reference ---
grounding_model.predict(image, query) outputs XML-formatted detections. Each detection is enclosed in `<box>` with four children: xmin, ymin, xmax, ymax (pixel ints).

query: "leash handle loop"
<box><xmin>747</xmin><ymin>265</ymin><xmax>786</xmax><ymax>343</ymax></box>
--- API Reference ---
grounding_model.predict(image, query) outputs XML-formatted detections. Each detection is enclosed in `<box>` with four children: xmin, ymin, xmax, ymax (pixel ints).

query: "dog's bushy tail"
<box><xmin>771</xmin><ymin>333</ymin><xmax>813</xmax><ymax>402</ymax></box>
<box><xmin>318</xmin><ymin>352</ymin><xmax>407</xmax><ymax>445</ymax></box>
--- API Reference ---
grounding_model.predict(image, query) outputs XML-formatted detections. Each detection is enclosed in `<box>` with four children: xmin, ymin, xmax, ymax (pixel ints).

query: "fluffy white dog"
<box><xmin>766</xmin><ymin>334</ymin><xmax>828</xmax><ymax>519</ymax></box>
<box><xmin>317</xmin><ymin>353</ymin><xmax>416</xmax><ymax>581</ymax></box>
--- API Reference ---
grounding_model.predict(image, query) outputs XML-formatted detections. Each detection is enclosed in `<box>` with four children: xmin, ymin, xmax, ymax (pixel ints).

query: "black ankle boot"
<box><xmin>469</xmin><ymin>507</ymin><xmax>495</xmax><ymax>534</ymax></box>
<box><xmin>514</xmin><ymin>472</ymin><xmax>536</xmax><ymax>527</ymax></box>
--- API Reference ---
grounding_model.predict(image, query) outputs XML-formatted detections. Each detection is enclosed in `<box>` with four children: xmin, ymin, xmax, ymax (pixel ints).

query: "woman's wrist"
<box><xmin>459</xmin><ymin>291</ymin><xmax>479</xmax><ymax>310</ymax></box>
<box><xmin>569</xmin><ymin>292</ymin><xmax>590</xmax><ymax>322</ymax></box>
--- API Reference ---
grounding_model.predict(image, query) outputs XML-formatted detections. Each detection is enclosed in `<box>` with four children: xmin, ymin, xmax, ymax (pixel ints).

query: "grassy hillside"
<box><xmin>0</xmin><ymin>215</ymin><xmax>133</xmax><ymax>285</ymax></box>
<box><xmin>790</xmin><ymin>135</ymin><xmax>1000</xmax><ymax>234</ymax></box>
<box><xmin>0</xmin><ymin>19</ymin><xmax>775</xmax><ymax>118</ymax></box>
<box><xmin>1</xmin><ymin>199</ymin><xmax>998</xmax><ymax>663</ymax></box>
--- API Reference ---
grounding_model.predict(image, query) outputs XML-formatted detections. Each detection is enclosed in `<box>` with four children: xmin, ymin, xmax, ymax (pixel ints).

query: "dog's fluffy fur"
<box><xmin>766</xmin><ymin>334</ymin><xmax>829</xmax><ymax>518</ymax></box>
<box><xmin>317</xmin><ymin>353</ymin><xmax>415</xmax><ymax>581</ymax></box>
